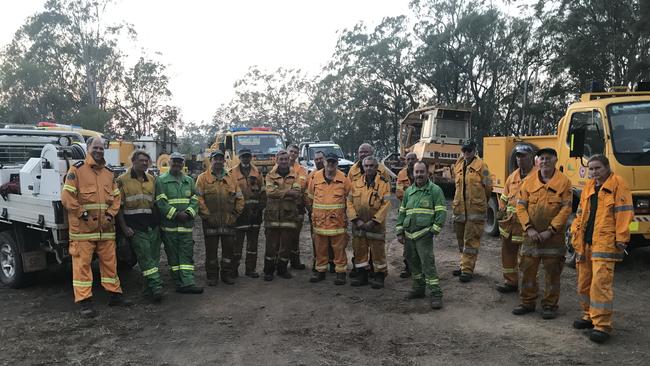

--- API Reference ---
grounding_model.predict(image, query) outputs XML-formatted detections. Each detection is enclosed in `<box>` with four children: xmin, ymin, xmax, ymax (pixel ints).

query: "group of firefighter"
<box><xmin>60</xmin><ymin>136</ymin><xmax>633</xmax><ymax>344</ymax></box>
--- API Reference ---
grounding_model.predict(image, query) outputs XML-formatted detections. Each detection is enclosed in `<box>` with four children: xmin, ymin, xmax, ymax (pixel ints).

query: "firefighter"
<box><xmin>308</xmin><ymin>152</ymin><xmax>352</xmax><ymax>285</ymax></box>
<box><xmin>263</xmin><ymin>150</ymin><xmax>302</xmax><ymax>281</ymax></box>
<box><xmin>347</xmin><ymin>156</ymin><xmax>392</xmax><ymax>288</ymax></box>
<box><xmin>62</xmin><ymin>136</ymin><xmax>131</xmax><ymax>317</ymax></box>
<box><xmin>306</xmin><ymin>150</ymin><xmax>335</xmax><ymax>273</ymax></box>
<box><xmin>452</xmin><ymin>140</ymin><xmax>492</xmax><ymax>282</ymax></box>
<box><xmin>396</xmin><ymin>152</ymin><xmax>418</xmax><ymax>278</ymax></box>
<box><xmin>117</xmin><ymin>150</ymin><xmax>163</xmax><ymax>303</ymax></box>
<box><xmin>571</xmin><ymin>154</ymin><xmax>633</xmax><ymax>343</ymax></box>
<box><xmin>196</xmin><ymin>150</ymin><xmax>245</xmax><ymax>286</ymax></box>
<box><xmin>155</xmin><ymin>152</ymin><xmax>203</xmax><ymax>294</ymax></box>
<box><xmin>347</xmin><ymin>143</ymin><xmax>392</xmax><ymax>184</ymax></box>
<box><xmin>287</xmin><ymin>144</ymin><xmax>308</xmax><ymax>270</ymax></box>
<box><xmin>396</xmin><ymin>161</ymin><xmax>447</xmax><ymax>310</ymax></box>
<box><xmin>231</xmin><ymin>148</ymin><xmax>265</xmax><ymax>278</ymax></box>
<box><xmin>496</xmin><ymin>145</ymin><xmax>536</xmax><ymax>293</ymax></box>
<box><xmin>513</xmin><ymin>147</ymin><xmax>571</xmax><ymax>319</ymax></box>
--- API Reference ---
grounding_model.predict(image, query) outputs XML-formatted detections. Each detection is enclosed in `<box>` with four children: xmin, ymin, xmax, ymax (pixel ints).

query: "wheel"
<box><xmin>0</xmin><ymin>231</ymin><xmax>30</xmax><ymax>288</ymax></box>
<box><xmin>484</xmin><ymin>195</ymin><xmax>500</xmax><ymax>236</ymax></box>
<box><xmin>116</xmin><ymin>236</ymin><xmax>138</xmax><ymax>271</ymax></box>
<box><xmin>565</xmin><ymin>214</ymin><xmax>576</xmax><ymax>268</ymax></box>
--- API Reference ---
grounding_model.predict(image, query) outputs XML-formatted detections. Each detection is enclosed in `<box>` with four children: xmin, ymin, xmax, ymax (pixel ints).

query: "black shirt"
<box><xmin>584</xmin><ymin>185</ymin><xmax>601</xmax><ymax>245</ymax></box>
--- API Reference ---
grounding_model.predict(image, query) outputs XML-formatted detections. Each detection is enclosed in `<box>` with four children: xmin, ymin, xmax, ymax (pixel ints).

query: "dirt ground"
<box><xmin>2</xmin><ymin>199</ymin><xmax>650</xmax><ymax>366</ymax></box>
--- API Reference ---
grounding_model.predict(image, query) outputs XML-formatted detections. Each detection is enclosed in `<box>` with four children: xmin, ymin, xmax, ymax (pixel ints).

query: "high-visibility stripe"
<box><xmin>463</xmin><ymin>247</ymin><xmax>479</xmax><ymax>255</ymax></box>
<box><xmin>265</xmin><ymin>222</ymin><xmax>298</xmax><ymax>228</ymax></box>
<box><xmin>499</xmin><ymin>227</ymin><xmax>509</xmax><ymax>238</ymax></box>
<box><xmin>590</xmin><ymin>300</ymin><xmax>613</xmax><ymax>310</ymax></box>
<box><xmin>395</xmin><ymin>225</ymin><xmax>404</xmax><ymax>234</ymax></box>
<box><xmin>313</xmin><ymin>203</ymin><xmax>346</xmax><ymax>210</ymax></box>
<box><xmin>307</xmin><ymin>193</ymin><xmax>314</xmax><ymax>199</ymax></box>
<box><xmin>375</xmin><ymin>263</ymin><xmax>387</xmax><ymax>269</ymax></box>
<box><xmin>313</xmin><ymin>227</ymin><xmax>346</xmax><ymax>235</ymax></box>
<box><xmin>166</xmin><ymin>206</ymin><xmax>177</xmax><ymax>219</ymax></box>
<box><xmin>69</xmin><ymin>232</ymin><xmax>115</xmax><ymax>240</ymax></box>
<box><xmin>425</xmin><ymin>278</ymin><xmax>440</xmax><ymax>285</ymax></box>
<box><xmin>83</xmin><ymin>203</ymin><xmax>108</xmax><ymax>210</ymax></box>
<box><xmin>579</xmin><ymin>294</ymin><xmax>590</xmax><ymax>304</ymax></box>
<box><xmin>398</xmin><ymin>207</ymin><xmax>406</xmax><ymax>213</ymax></box>
<box><xmin>405</xmin><ymin>227</ymin><xmax>431</xmax><ymax>240</ymax></box>
<box><xmin>101</xmin><ymin>276</ymin><xmax>119</xmax><ymax>284</ymax></box>
<box><xmin>113</xmin><ymin>189</ymin><xmax>121</xmax><ymax>196</ymax></box>
<box><xmin>178</xmin><ymin>264</ymin><xmax>195</xmax><ymax>271</ymax></box>
<box><xmin>406</xmin><ymin>208</ymin><xmax>435</xmax><ymax>215</ymax></box>
<box><xmin>161</xmin><ymin>226</ymin><xmax>193</xmax><ymax>233</ymax></box>
<box><xmin>520</xmin><ymin>247</ymin><xmax>565</xmax><ymax>256</ymax></box>
<box><xmin>434</xmin><ymin>206</ymin><xmax>447</xmax><ymax>212</ymax></box>
<box><xmin>431</xmin><ymin>224</ymin><xmax>441</xmax><ymax>233</ymax></box>
<box><xmin>186</xmin><ymin>207</ymin><xmax>196</xmax><ymax>217</ymax></box>
<box><xmin>592</xmin><ymin>252</ymin><xmax>624</xmax><ymax>260</ymax></box>
<box><xmin>412</xmin><ymin>273</ymin><xmax>423</xmax><ymax>280</ymax></box>
<box><xmin>511</xmin><ymin>235</ymin><xmax>524</xmax><ymax>243</ymax></box>
<box><xmin>235</xmin><ymin>191</ymin><xmax>243</xmax><ymax>198</ymax></box>
<box><xmin>506</xmin><ymin>205</ymin><xmax>517</xmax><ymax>213</ymax></box>
<box><xmin>169</xmin><ymin>198</ymin><xmax>190</xmax><ymax>204</ymax></box>
<box><xmin>125</xmin><ymin>194</ymin><xmax>153</xmax><ymax>202</ymax></box>
<box><xmin>156</xmin><ymin>193</ymin><xmax>168</xmax><ymax>201</ymax></box>
<box><xmin>245</xmin><ymin>199</ymin><xmax>259</xmax><ymax>204</ymax></box>
<box><xmin>170</xmin><ymin>265</ymin><xmax>180</xmax><ymax>271</ymax></box>
<box><xmin>191</xmin><ymin>195</ymin><xmax>198</xmax><ymax>200</ymax></box>
<box><xmin>72</xmin><ymin>280</ymin><xmax>93</xmax><ymax>287</ymax></box>
<box><xmin>502</xmin><ymin>267</ymin><xmax>517</xmax><ymax>274</ymax></box>
<box><xmin>614</xmin><ymin>205</ymin><xmax>634</xmax><ymax>213</ymax></box>
<box><xmin>124</xmin><ymin>208</ymin><xmax>153</xmax><ymax>215</ymax></box>
<box><xmin>500</xmin><ymin>194</ymin><xmax>508</xmax><ymax>202</ymax></box>
<box><xmin>315</xmin><ymin>264</ymin><xmax>328</xmax><ymax>271</ymax></box>
<box><xmin>142</xmin><ymin>267</ymin><xmax>159</xmax><ymax>277</ymax></box>
<box><xmin>63</xmin><ymin>184</ymin><xmax>77</xmax><ymax>193</ymax></box>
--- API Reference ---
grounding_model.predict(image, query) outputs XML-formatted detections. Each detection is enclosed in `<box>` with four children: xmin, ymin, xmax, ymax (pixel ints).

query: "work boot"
<box><xmin>573</xmin><ymin>318</ymin><xmax>594</xmax><ymax>330</ymax></box>
<box><xmin>108</xmin><ymin>292</ymin><xmax>133</xmax><ymax>307</ymax></box>
<box><xmin>277</xmin><ymin>260</ymin><xmax>292</xmax><ymax>279</ymax></box>
<box><xmin>512</xmin><ymin>304</ymin><xmax>535</xmax><ymax>315</ymax></box>
<box><xmin>400</xmin><ymin>259</ymin><xmax>411</xmax><ymax>278</ymax></box>
<box><xmin>310</xmin><ymin>271</ymin><xmax>326</xmax><ymax>283</ymax></box>
<box><xmin>263</xmin><ymin>272</ymin><xmax>274</xmax><ymax>281</ymax></box>
<box><xmin>431</xmin><ymin>295</ymin><xmax>443</xmax><ymax>310</ymax></box>
<box><xmin>452</xmin><ymin>269</ymin><xmax>462</xmax><ymax>276</ymax></box>
<box><xmin>406</xmin><ymin>288</ymin><xmax>425</xmax><ymax>299</ymax></box>
<box><xmin>496</xmin><ymin>283</ymin><xmax>518</xmax><ymax>293</ymax></box>
<box><xmin>245</xmin><ymin>271</ymin><xmax>260</xmax><ymax>278</ymax></box>
<box><xmin>350</xmin><ymin>269</ymin><xmax>369</xmax><ymax>287</ymax></box>
<box><xmin>370</xmin><ymin>272</ymin><xmax>385</xmax><ymax>289</ymax></box>
<box><xmin>290</xmin><ymin>257</ymin><xmax>306</xmax><ymax>270</ymax></box>
<box><xmin>334</xmin><ymin>272</ymin><xmax>347</xmax><ymax>285</ymax></box>
<box><xmin>589</xmin><ymin>330</ymin><xmax>610</xmax><ymax>343</ymax></box>
<box><xmin>79</xmin><ymin>298</ymin><xmax>98</xmax><ymax>318</ymax></box>
<box><xmin>221</xmin><ymin>271</ymin><xmax>235</xmax><ymax>285</ymax></box>
<box><xmin>541</xmin><ymin>307</ymin><xmax>558</xmax><ymax>320</ymax></box>
<box><xmin>459</xmin><ymin>272</ymin><xmax>473</xmax><ymax>283</ymax></box>
<box><xmin>176</xmin><ymin>285</ymin><xmax>204</xmax><ymax>294</ymax></box>
<box><xmin>207</xmin><ymin>277</ymin><xmax>218</xmax><ymax>287</ymax></box>
<box><xmin>150</xmin><ymin>290</ymin><xmax>163</xmax><ymax>304</ymax></box>
<box><xmin>232</xmin><ymin>263</ymin><xmax>240</xmax><ymax>278</ymax></box>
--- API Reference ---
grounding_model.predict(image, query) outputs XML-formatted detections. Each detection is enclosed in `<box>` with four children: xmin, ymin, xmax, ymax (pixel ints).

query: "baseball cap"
<box><xmin>170</xmin><ymin>152</ymin><xmax>184</xmax><ymax>161</ymax></box>
<box><xmin>210</xmin><ymin>150</ymin><xmax>225</xmax><ymax>159</ymax></box>
<box><xmin>514</xmin><ymin>144</ymin><xmax>534</xmax><ymax>155</ymax></box>
<box><xmin>535</xmin><ymin>147</ymin><xmax>557</xmax><ymax>157</ymax></box>
<box><xmin>325</xmin><ymin>152</ymin><xmax>339</xmax><ymax>162</ymax></box>
<box><xmin>238</xmin><ymin>148</ymin><xmax>252</xmax><ymax>157</ymax></box>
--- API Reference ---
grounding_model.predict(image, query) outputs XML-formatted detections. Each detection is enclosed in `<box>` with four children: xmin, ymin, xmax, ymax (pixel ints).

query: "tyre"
<box><xmin>116</xmin><ymin>236</ymin><xmax>138</xmax><ymax>271</ymax></box>
<box><xmin>0</xmin><ymin>231</ymin><xmax>30</xmax><ymax>288</ymax></box>
<box><xmin>565</xmin><ymin>214</ymin><xmax>577</xmax><ymax>268</ymax></box>
<box><xmin>484</xmin><ymin>195</ymin><xmax>500</xmax><ymax>236</ymax></box>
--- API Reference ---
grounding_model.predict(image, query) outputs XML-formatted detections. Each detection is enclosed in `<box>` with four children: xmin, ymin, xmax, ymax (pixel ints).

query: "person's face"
<box><xmin>211</xmin><ymin>155</ymin><xmax>225</xmax><ymax>171</ymax></box>
<box><xmin>314</xmin><ymin>153</ymin><xmax>325</xmax><ymax>170</ymax></box>
<box><xmin>240</xmin><ymin>154</ymin><xmax>252</xmax><ymax>165</ymax></box>
<box><xmin>358</xmin><ymin>145</ymin><xmax>372</xmax><ymax>161</ymax></box>
<box><xmin>588</xmin><ymin>160</ymin><xmax>610</xmax><ymax>182</ymax></box>
<box><xmin>515</xmin><ymin>153</ymin><xmax>533</xmax><ymax>171</ymax></box>
<box><xmin>133</xmin><ymin>154</ymin><xmax>150</xmax><ymax>173</ymax></box>
<box><xmin>289</xmin><ymin>147</ymin><xmax>299</xmax><ymax>162</ymax></box>
<box><xmin>414</xmin><ymin>163</ymin><xmax>428</xmax><ymax>185</ymax></box>
<box><xmin>537</xmin><ymin>153</ymin><xmax>557</xmax><ymax>171</ymax></box>
<box><xmin>89</xmin><ymin>138</ymin><xmax>104</xmax><ymax>161</ymax></box>
<box><xmin>170</xmin><ymin>159</ymin><xmax>184</xmax><ymax>174</ymax></box>
<box><xmin>277</xmin><ymin>153</ymin><xmax>290</xmax><ymax>169</ymax></box>
<box><xmin>406</xmin><ymin>154</ymin><xmax>417</xmax><ymax>168</ymax></box>
<box><xmin>363</xmin><ymin>160</ymin><xmax>378</xmax><ymax>177</ymax></box>
<box><xmin>462</xmin><ymin>148</ymin><xmax>476</xmax><ymax>161</ymax></box>
<box><xmin>326</xmin><ymin>159</ymin><xmax>338</xmax><ymax>173</ymax></box>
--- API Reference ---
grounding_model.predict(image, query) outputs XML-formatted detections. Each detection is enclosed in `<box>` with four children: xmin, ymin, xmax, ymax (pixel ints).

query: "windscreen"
<box><xmin>609</xmin><ymin>102</ymin><xmax>650</xmax><ymax>153</ymax></box>
<box><xmin>234</xmin><ymin>134</ymin><xmax>284</xmax><ymax>158</ymax></box>
<box><xmin>435</xmin><ymin>119</ymin><xmax>468</xmax><ymax>139</ymax></box>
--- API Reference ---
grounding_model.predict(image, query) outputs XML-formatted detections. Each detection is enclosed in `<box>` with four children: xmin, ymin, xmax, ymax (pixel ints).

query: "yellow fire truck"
<box><xmin>206</xmin><ymin>127</ymin><xmax>285</xmax><ymax>175</ymax></box>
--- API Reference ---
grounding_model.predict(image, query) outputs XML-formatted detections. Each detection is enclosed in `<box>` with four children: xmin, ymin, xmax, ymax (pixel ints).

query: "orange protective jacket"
<box><xmin>498</xmin><ymin>167</ymin><xmax>537</xmax><ymax>242</ymax></box>
<box><xmin>196</xmin><ymin>169</ymin><xmax>244</xmax><ymax>234</ymax></box>
<box><xmin>571</xmin><ymin>173</ymin><xmax>634</xmax><ymax>262</ymax></box>
<box><xmin>516</xmin><ymin>170</ymin><xmax>572</xmax><ymax>256</ymax></box>
<box><xmin>264</xmin><ymin>167</ymin><xmax>302</xmax><ymax>229</ymax></box>
<box><xmin>62</xmin><ymin>155</ymin><xmax>121</xmax><ymax>241</ymax></box>
<box><xmin>231</xmin><ymin>164</ymin><xmax>266</xmax><ymax>228</ymax></box>
<box><xmin>395</xmin><ymin>167</ymin><xmax>413</xmax><ymax>201</ymax></box>
<box><xmin>307</xmin><ymin>170</ymin><xmax>352</xmax><ymax>236</ymax></box>
<box><xmin>346</xmin><ymin>173</ymin><xmax>392</xmax><ymax>240</ymax></box>
<box><xmin>452</xmin><ymin>156</ymin><xmax>492</xmax><ymax>222</ymax></box>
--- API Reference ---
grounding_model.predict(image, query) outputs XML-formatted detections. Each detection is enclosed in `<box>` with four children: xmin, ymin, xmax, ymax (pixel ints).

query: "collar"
<box><xmin>408</xmin><ymin>181</ymin><xmax>433</xmax><ymax>195</ymax></box>
<box><xmin>528</xmin><ymin>169</ymin><xmax>563</xmax><ymax>193</ymax></box>
<box><xmin>585</xmin><ymin>173</ymin><xmax>617</xmax><ymax>196</ymax></box>
<box><xmin>85</xmin><ymin>155</ymin><xmax>105</xmax><ymax>169</ymax></box>
<box><xmin>268</xmin><ymin>166</ymin><xmax>296</xmax><ymax>179</ymax></box>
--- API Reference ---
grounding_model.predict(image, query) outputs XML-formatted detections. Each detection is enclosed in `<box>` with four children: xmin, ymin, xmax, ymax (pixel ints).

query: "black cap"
<box><xmin>514</xmin><ymin>144</ymin><xmax>534</xmax><ymax>156</ymax></box>
<box><xmin>535</xmin><ymin>147</ymin><xmax>557</xmax><ymax>157</ymax></box>
<box><xmin>325</xmin><ymin>153</ymin><xmax>339</xmax><ymax>162</ymax></box>
<box><xmin>238</xmin><ymin>148</ymin><xmax>252</xmax><ymax>157</ymax></box>
<box><xmin>461</xmin><ymin>140</ymin><xmax>477</xmax><ymax>152</ymax></box>
<box><xmin>210</xmin><ymin>150</ymin><xmax>225</xmax><ymax>159</ymax></box>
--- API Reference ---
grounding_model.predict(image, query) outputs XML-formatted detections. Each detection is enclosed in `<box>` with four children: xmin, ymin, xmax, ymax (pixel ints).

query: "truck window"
<box><xmin>608</xmin><ymin>102</ymin><xmax>650</xmax><ymax>154</ymax></box>
<box><xmin>566</xmin><ymin>110</ymin><xmax>604</xmax><ymax>158</ymax></box>
<box><xmin>225</xmin><ymin>136</ymin><xmax>233</xmax><ymax>151</ymax></box>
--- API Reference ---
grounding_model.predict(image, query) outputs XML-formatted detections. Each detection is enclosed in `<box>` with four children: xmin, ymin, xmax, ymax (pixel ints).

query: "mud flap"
<box><xmin>22</xmin><ymin>251</ymin><xmax>47</xmax><ymax>273</ymax></box>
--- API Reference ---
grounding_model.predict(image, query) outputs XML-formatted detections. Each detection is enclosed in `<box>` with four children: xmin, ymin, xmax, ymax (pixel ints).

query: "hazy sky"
<box><xmin>0</xmin><ymin>0</ymin><xmax>412</xmax><ymax>124</ymax></box>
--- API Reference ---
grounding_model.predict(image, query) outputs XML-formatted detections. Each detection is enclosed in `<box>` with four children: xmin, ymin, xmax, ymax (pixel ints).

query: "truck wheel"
<box><xmin>116</xmin><ymin>236</ymin><xmax>138</xmax><ymax>271</ymax></box>
<box><xmin>484</xmin><ymin>196</ymin><xmax>500</xmax><ymax>236</ymax></box>
<box><xmin>565</xmin><ymin>214</ymin><xmax>577</xmax><ymax>268</ymax></box>
<box><xmin>0</xmin><ymin>231</ymin><xmax>30</xmax><ymax>288</ymax></box>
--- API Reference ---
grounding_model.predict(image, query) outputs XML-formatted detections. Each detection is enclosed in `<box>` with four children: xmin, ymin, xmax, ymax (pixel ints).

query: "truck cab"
<box><xmin>299</xmin><ymin>140</ymin><xmax>354</xmax><ymax>175</ymax></box>
<box><xmin>208</xmin><ymin>127</ymin><xmax>285</xmax><ymax>175</ymax></box>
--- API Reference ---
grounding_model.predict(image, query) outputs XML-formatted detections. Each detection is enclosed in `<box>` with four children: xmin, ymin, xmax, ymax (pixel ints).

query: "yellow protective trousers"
<box><xmin>576</xmin><ymin>245</ymin><xmax>616</xmax><ymax>333</ymax></box>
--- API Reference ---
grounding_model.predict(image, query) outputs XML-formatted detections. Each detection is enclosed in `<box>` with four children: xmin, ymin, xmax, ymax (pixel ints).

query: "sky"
<box><xmin>0</xmin><ymin>0</ymin><xmax>413</xmax><ymax>124</ymax></box>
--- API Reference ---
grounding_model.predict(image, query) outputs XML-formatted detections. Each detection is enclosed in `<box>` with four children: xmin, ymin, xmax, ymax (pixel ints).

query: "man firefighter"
<box><xmin>117</xmin><ymin>150</ymin><xmax>164</xmax><ymax>302</ymax></box>
<box><xmin>62</xmin><ymin>136</ymin><xmax>131</xmax><ymax>317</ymax></box>
<box><xmin>287</xmin><ymin>144</ymin><xmax>308</xmax><ymax>270</ymax></box>
<box><xmin>346</xmin><ymin>156</ymin><xmax>392</xmax><ymax>288</ymax></box>
<box><xmin>155</xmin><ymin>152</ymin><xmax>203</xmax><ymax>294</ymax></box>
<box><xmin>514</xmin><ymin>147</ymin><xmax>571</xmax><ymax>319</ymax></box>
<box><xmin>396</xmin><ymin>161</ymin><xmax>447</xmax><ymax>310</ymax></box>
<box><xmin>496</xmin><ymin>145</ymin><xmax>536</xmax><ymax>293</ymax></box>
<box><xmin>231</xmin><ymin>148</ymin><xmax>265</xmax><ymax>278</ymax></box>
<box><xmin>452</xmin><ymin>140</ymin><xmax>492</xmax><ymax>282</ymax></box>
<box><xmin>263</xmin><ymin>150</ymin><xmax>302</xmax><ymax>281</ymax></box>
<box><xmin>308</xmin><ymin>152</ymin><xmax>352</xmax><ymax>285</ymax></box>
<box><xmin>396</xmin><ymin>152</ymin><xmax>418</xmax><ymax>278</ymax></box>
<box><xmin>572</xmin><ymin>154</ymin><xmax>633</xmax><ymax>343</ymax></box>
<box><xmin>196</xmin><ymin>150</ymin><xmax>245</xmax><ymax>286</ymax></box>
<box><xmin>348</xmin><ymin>143</ymin><xmax>392</xmax><ymax>184</ymax></box>
<box><xmin>307</xmin><ymin>150</ymin><xmax>334</xmax><ymax>273</ymax></box>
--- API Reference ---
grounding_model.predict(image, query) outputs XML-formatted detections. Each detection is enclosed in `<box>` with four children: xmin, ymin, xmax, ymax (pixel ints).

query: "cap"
<box><xmin>514</xmin><ymin>144</ymin><xmax>534</xmax><ymax>155</ymax></box>
<box><xmin>325</xmin><ymin>152</ymin><xmax>339</xmax><ymax>162</ymax></box>
<box><xmin>535</xmin><ymin>147</ymin><xmax>557</xmax><ymax>157</ymax></box>
<box><xmin>210</xmin><ymin>150</ymin><xmax>225</xmax><ymax>159</ymax></box>
<box><xmin>238</xmin><ymin>148</ymin><xmax>252</xmax><ymax>157</ymax></box>
<box><xmin>461</xmin><ymin>140</ymin><xmax>477</xmax><ymax>152</ymax></box>
<box><xmin>170</xmin><ymin>152</ymin><xmax>184</xmax><ymax>161</ymax></box>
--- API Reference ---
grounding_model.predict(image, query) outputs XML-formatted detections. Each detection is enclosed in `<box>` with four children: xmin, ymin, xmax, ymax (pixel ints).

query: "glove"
<box><xmin>495</xmin><ymin>209</ymin><xmax>506</xmax><ymax>221</ymax></box>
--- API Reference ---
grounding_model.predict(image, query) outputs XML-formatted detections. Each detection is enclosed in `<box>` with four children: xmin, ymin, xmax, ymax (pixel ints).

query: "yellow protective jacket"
<box><xmin>196</xmin><ymin>169</ymin><xmax>244</xmax><ymax>235</ymax></box>
<box><xmin>452</xmin><ymin>156</ymin><xmax>492</xmax><ymax>222</ymax></box>
<box><xmin>117</xmin><ymin>168</ymin><xmax>157</xmax><ymax>230</ymax></box>
<box><xmin>62</xmin><ymin>155</ymin><xmax>121</xmax><ymax>241</ymax></box>
<box><xmin>264</xmin><ymin>167</ymin><xmax>302</xmax><ymax>229</ymax></box>
<box><xmin>395</xmin><ymin>167</ymin><xmax>413</xmax><ymax>201</ymax></box>
<box><xmin>571</xmin><ymin>173</ymin><xmax>634</xmax><ymax>262</ymax></box>
<box><xmin>498</xmin><ymin>167</ymin><xmax>537</xmax><ymax>243</ymax></box>
<box><xmin>308</xmin><ymin>170</ymin><xmax>352</xmax><ymax>236</ymax></box>
<box><xmin>346</xmin><ymin>173</ymin><xmax>392</xmax><ymax>240</ymax></box>
<box><xmin>231</xmin><ymin>164</ymin><xmax>266</xmax><ymax>229</ymax></box>
<box><xmin>516</xmin><ymin>170</ymin><xmax>572</xmax><ymax>256</ymax></box>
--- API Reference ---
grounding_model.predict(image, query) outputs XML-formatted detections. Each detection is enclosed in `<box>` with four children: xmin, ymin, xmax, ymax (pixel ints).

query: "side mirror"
<box><xmin>569</xmin><ymin>128</ymin><xmax>586</xmax><ymax>158</ymax></box>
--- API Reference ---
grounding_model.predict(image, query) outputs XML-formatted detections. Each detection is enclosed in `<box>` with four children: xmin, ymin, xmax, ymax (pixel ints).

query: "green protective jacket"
<box><xmin>395</xmin><ymin>181</ymin><xmax>447</xmax><ymax>240</ymax></box>
<box><xmin>155</xmin><ymin>172</ymin><xmax>199</xmax><ymax>233</ymax></box>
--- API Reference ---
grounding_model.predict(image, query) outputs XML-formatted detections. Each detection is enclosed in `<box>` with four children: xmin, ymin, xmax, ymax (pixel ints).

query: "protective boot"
<box><xmin>400</xmin><ymin>259</ymin><xmax>411</xmax><ymax>278</ymax></box>
<box><xmin>221</xmin><ymin>270</ymin><xmax>235</xmax><ymax>285</ymax></box>
<box><xmin>176</xmin><ymin>285</ymin><xmax>204</xmax><ymax>294</ymax></box>
<box><xmin>573</xmin><ymin>318</ymin><xmax>594</xmax><ymax>330</ymax></box>
<box><xmin>370</xmin><ymin>272</ymin><xmax>385</xmax><ymax>289</ymax></box>
<box><xmin>349</xmin><ymin>257</ymin><xmax>358</xmax><ymax>278</ymax></box>
<box><xmin>406</xmin><ymin>288</ymin><xmax>425</xmax><ymax>299</ymax></box>
<box><xmin>79</xmin><ymin>298</ymin><xmax>98</xmax><ymax>318</ymax></box>
<box><xmin>431</xmin><ymin>295</ymin><xmax>443</xmax><ymax>310</ymax></box>
<box><xmin>277</xmin><ymin>261</ymin><xmax>293</xmax><ymax>279</ymax></box>
<box><xmin>263</xmin><ymin>259</ymin><xmax>275</xmax><ymax>281</ymax></box>
<box><xmin>350</xmin><ymin>268</ymin><xmax>368</xmax><ymax>287</ymax></box>
<box><xmin>309</xmin><ymin>271</ymin><xmax>326</xmax><ymax>283</ymax></box>
<box><xmin>290</xmin><ymin>254</ymin><xmax>306</xmax><ymax>270</ymax></box>
<box><xmin>232</xmin><ymin>256</ymin><xmax>242</xmax><ymax>278</ymax></box>
<box><xmin>589</xmin><ymin>330</ymin><xmax>610</xmax><ymax>343</ymax></box>
<box><xmin>334</xmin><ymin>272</ymin><xmax>347</xmax><ymax>285</ymax></box>
<box><xmin>108</xmin><ymin>292</ymin><xmax>133</xmax><ymax>307</ymax></box>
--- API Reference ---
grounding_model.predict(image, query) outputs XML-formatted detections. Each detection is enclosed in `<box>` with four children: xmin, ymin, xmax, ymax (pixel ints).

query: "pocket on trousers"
<box><xmin>68</xmin><ymin>241</ymin><xmax>79</xmax><ymax>257</ymax></box>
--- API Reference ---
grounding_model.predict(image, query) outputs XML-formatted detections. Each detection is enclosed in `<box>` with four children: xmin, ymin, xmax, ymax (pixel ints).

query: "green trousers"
<box><xmin>406</xmin><ymin>234</ymin><xmax>442</xmax><ymax>297</ymax></box>
<box><xmin>162</xmin><ymin>230</ymin><xmax>196</xmax><ymax>288</ymax></box>
<box><xmin>131</xmin><ymin>227</ymin><xmax>163</xmax><ymax>294</ymax></box>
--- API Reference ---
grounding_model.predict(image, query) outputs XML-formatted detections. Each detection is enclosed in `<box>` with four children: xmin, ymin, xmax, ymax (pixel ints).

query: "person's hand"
<box><xmin>539</xmin><ymin>230</ymin><xmax>553</xmax><ymax>243</ymax></box>
<box><xmin>362</xmin><ymin>220</ymin><xmax>376</xmax><ymax>231</ymax></box>
<box><xmin>176</xmin><ymin>212</ymin><xmax>190</xmax><ymax>223</ymax></box>
<box><xmin>285</xmin><ymin>189</ymin><xmax>300</xmax><ymax>199</ymax></box>
<box><xmin>526</xmin><ymin>228</ymin><xmax>541</xmax><ymax>243</ymax></box>
<box><xmin>123</xmin><ymin>226</ymin><xmax>135</xmax><ymax>238</ymax></box>
<box><xmin>397</xmin><ymin>234</ymin><xmax>405</xmax><ymax>244</ymax></box>
<box><xmin>615</xmin><ymin>242</ymin><xmax>628</xmax><ymax>251</ymax></box>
